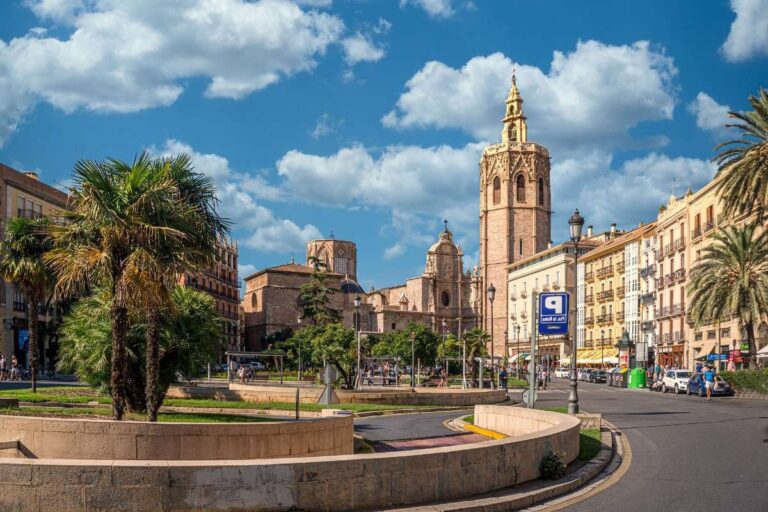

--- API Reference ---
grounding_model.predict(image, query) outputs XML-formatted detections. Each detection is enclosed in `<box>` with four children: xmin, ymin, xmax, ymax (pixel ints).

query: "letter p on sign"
<box><xmin>544</xmin><ymin>295</ymin><xmax>563</xmax><ymax>314</ymax></box>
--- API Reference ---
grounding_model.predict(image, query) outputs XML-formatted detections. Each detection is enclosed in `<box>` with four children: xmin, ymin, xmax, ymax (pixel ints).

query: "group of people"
<box><xmin>236</xmin><ymin>364</ymin><xmax>256</xmax><ymax>384</ymax></box>
<box><xmin>0</xmin><ymin>353</ymin><xmax>23</xmax><ymax>381</ymax></box>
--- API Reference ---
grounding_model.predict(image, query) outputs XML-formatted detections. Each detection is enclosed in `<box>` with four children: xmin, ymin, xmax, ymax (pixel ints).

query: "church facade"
<box><xmin>479</xmin><ymin>76</ymin><xmax>552</xmax><ymax>357</ymax></box>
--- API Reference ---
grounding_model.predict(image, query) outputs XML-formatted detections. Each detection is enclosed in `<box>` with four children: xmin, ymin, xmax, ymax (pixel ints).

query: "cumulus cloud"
<box><xmin>239</xmin><ymin>264</ymin><xmax>257</xmax><ymax>281</ymax></box>
<box><xmin>153</xmin><ymin>139</ymin><xmax>321</xmax><ymax>254</ymax></box>
<box><xmin>721</xmin><ymin>0</ymin><xmax>768</xmax><ymax>62</ymax></box>
<box><xmin>0</xmin><ymin>0</ymin><xmax>392</xmax><ymax>146</ymax></box>
<box><xmin>310</xmin><ymin>113</ymin><xmax>342</xmax><ymax>139</ymax></box>
<box><xmin>400</xmin><ymin>0</ymin><xmax>455</xmax><ymax>18</ymax></box>
<box><xmin>383</xmin><ymin>41</ymin><xmax>677</xmax><ymax>155</ymax></box>
<box><xmin>687</xmin><ymin>92</ymin><xmax>731</xmax><ymax>137</ymax></box>
<box><xmin>383</xmin><ymin>243</ymin><xmax>406</xmax><ymax>260</ymax></box>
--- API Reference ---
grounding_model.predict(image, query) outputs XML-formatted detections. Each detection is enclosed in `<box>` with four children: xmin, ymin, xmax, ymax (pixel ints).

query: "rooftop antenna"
<box><xmin>443</xmin><ymin>219</ymin><xmax>449</xmax><ymax>232</ymax></box>
<box><xmin>329</xmin><ymin>230</ymin><xmax>335</xmax><ymax>240</ymax></box>
<box><xmin>290</xmin><ymin>252</ymin><xmax>295</xmax><ymax>264</ymax></box>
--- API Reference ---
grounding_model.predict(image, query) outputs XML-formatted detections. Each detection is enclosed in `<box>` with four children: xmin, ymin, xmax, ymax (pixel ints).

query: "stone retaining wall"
<box><xmin>0</xmin><ymin>414</ymin><xmax>353</xmax><ymax>460</ymax></box>
<box><xmin>0</xmin><ymin>406</ymin><xmax>579</xmax><ymax>511</ymax></box>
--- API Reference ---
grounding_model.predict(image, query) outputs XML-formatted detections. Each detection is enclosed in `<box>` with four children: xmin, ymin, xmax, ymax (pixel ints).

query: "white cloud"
<box><xmin>383</xmin><ymin>243</ymin><xmax>406</xmax><ymax>260</ymax></box>
<box><xmin>310</xmin><ymin>113</ymin><xmax>341</xmax><ymax>139</ymax></box>
<box><xmin>239</xmin><ymin>264</ymin><xmax>257</xmax><ymax>281</ymax></box>
<box><xmin>687</xmin><ymin>92</ymin><xmax>731</xmax><ymax>137</ymax></box>
<box><xmin>400</xmin><ymin>0</ymin><xmax>455</xmax><ymax>18</ymax></box>
<box><xmin>153</xmin><ymin>139</ymin><xmax>321</xmax><ymax>254</ymax></box>
<box><xmin>341</xmin><ymin>32</ymin><xmax>386</xmax><ymax>65</ymax></box>
<box><xmin>295</xmin><ymin>0</ymin><xmax>332</xmax><ymax>6</ymax></box>
<box><xmin>721</xmin><ymin>0</ymin><xmax>768</xmax><ymax>62</ymax></box>
<box><xmin>383</xmin><ymin>41</ymin><xmax>677</xmax><ymax>156</ymax></box>
<box><xmin>0</xmin><ymin>0</ymin><xmax>350</xmax><ymax>146</ymax></box>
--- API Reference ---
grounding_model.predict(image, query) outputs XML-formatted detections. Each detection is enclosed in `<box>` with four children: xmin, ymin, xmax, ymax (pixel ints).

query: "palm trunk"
<box><xmin>111</xmin><ymin>290</ymin><xmax>128</xmax><ymax>420</ymax></box>
<box><xmin>746</xmin><ymin>321</ymin><xmax>757</xmax><ymax>369</ymax></box>
<box><xmin>28</xmin><ymin>298</ymin><xmax>39</xmax><ymax>393</ymax></box>
<box><xmin>145</xmin><ymin>305</ymin><xmax>160</xmax><ymax>422</ymax></box>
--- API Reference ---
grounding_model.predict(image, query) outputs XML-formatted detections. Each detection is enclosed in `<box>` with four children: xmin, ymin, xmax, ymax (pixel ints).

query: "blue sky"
<box><xmin>0</xmin><ymin>0</ymin><xmax>766</xmax><ymax>291</ymax></box>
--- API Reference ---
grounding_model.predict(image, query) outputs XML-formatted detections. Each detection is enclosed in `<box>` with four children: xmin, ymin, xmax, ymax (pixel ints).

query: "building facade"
<box><xmin>479</xmin><ymin>76</ymin><xmax>552</xmax><ymax>358</ymax></box>
<box><xmin>0</xmin><ymin>164</ymin><xmax>68</xmax><ymax>367</ymax></box>
<box><xmin>179</xmin><ymin>238</ymin><xmax>241</xmax><ymax>353</ymax></box>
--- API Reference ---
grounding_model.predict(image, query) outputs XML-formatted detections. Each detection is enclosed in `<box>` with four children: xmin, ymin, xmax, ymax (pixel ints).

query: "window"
<box><xmin>391</xmin><ymin>322</ymin><xmax>397</xmax><ymax>330</ymax></box>
<box><xmin>250</xmin><ymin>293</ymin><xmax>257</xmax><ymax>308</ymax></box>
<box><xmin>519</xmin><ymin>239</ymin><xmax>523</xmax><ymax>256</ymax></box>
<box><xmin>555</xmin><ymin>271</ymin><xmax>560</xmax><ymax>285</ymax></box>
<box><xmin>706</xmin><ymin>205</ymin><xmax>714</xmax><ymax>224</ymax></box>
<box><xmin>492</xmin><ymin>176</ymin><xmax>501</xmax><ymax>204</ymax></box>
<box><xmin>538</xmin><ymin>178</ymin><xmax>544</xmax><ymax>205</ymax></box>
<box><xmin>441</xmin><ymin>291</ymin><xmax>450</xmax><ymax>306</ymax></box>
<box><xmin>516</xmin><ymin>174</ymin><xmax>525</xmax><ymax>202</ymax></box>
<box><xmin>680</xmin><ymin>254</ymin><xmax>685</xmax><ymax>269</ymax></box>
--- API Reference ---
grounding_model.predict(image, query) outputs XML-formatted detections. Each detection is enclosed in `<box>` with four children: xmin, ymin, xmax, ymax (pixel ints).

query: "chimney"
<box><xmin>547</xmin><ymin>240</ymin><xmax>553</xmax><ymax>249</ymax></box>
<box><xmin>587</xmin><ymin>225</ymin><xmax>593</xmax><ymax>238</ymax></box>
<box><xmin>610</xmin><ymin>223</ymin><xmax>617</xmax><ymax>235</ymax></box>
<box><xmin>24</xmin><ymin>171</ymin><xmax>38</xmax><ymax>180</ymax></box>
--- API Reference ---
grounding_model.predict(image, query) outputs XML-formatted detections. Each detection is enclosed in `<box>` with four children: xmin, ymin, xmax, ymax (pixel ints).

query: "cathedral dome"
<box><xmin>340</xmin><ymin>278</ymin><xmax>365</xmax><ymax>294</ymax></box>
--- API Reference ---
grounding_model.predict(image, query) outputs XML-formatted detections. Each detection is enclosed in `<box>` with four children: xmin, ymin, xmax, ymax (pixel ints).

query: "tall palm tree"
<box><xmin>687</xmin><ymin>222</ymin><xmax>768</xmax><ymax>368</ymax></box>
<box><xmin>46</xmin><ymin>153</ymin><xmax>227</xmax><ymax>420</ymax></box>
<box><xmin>714</xmin><ymin>88</ymin><xmax>768</xmax><ymax>221</ymax></box>
<box><xmin>0</xmin><ymin>217</ymin><xmax>54</xmax><ymax>392</ymax></box>
<box><xmin>462</xmin><ymin>327</ymin><xmax>489</xmax><ymax>384</ymax></box>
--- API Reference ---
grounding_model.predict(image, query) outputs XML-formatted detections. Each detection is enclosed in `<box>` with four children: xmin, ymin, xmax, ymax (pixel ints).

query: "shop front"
<box><xmin>657</xmin><ymin>343</ymin><xmax>685</xmax><ymax>368</ymax></box>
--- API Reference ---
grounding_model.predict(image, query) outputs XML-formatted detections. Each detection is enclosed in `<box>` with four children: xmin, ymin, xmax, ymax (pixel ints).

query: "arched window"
<box><xmin>516</xmin><ymin>175</ymin><xmax>526</xmax><ymax>202</ymax></box>
<box><xmin>492</xmin><ymin>176</ymin><xmax>501</xmax><ymax>204</ymax></box>
<box><xmin>538</xmin><ymin>178</ymin><xmax>544</xmax><ymax>205</ymax></box>
<box><xmin>251</xmin><ymin>293</ymin><xmax>257</xmax><ymax>308</ymax></box>
<box><xmin>519</xmin><ymin>238</ymin><xmax>523</xmax><ymax>255</ymax></box>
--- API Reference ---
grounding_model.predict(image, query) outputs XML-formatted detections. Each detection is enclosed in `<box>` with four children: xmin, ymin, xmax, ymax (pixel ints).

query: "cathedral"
<box><xmin>242</xmin><ymin>75</ymin><xmax>550</xmax><ymax>352</ymax></box>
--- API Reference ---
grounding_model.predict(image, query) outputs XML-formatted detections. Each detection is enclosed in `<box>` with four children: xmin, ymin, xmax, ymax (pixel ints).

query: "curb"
<box><xmin>385</xmin><ymin>420</ymin><xmax>626</xmax><ymax>511</ymax></box>
<box><xmin>462</xmin><ymin>423</ymin><xmax>506</xmax><ymax>440</ymax></box>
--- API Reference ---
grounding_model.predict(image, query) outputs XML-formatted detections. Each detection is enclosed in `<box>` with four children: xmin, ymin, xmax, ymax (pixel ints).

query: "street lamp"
<box><xmin>487</xmin><ymin>284</ymin><xmax>496</xmax><ymax>389</ymax></box>
<box><xmin>601</xmin><ymin>329</ymin><xmax>605</xmax><ymax>370</ymax></box>
<box><xmin>503</xmin><ymin>329</ymin><xmax>508</xmax><ymax>375</ymax></box>
<box><xmin>515</xmin><ymin>324</ymin><xmax>521</xmax><ymax>378</ymax></box>
<box><xmin>297</xmin><ymin>315</ymin><xmax>302</xmax><ymax>382</ymax></box>
<box><xmin>410</xmin><ymin>331</ymin><xmax>416</xmax><ymax>390</ymax></box>
<box><xmin>461</xmin><ymin>329</ymin><xmax>467</xmax><ymax>389</ymax></box>
<box><xmin>441</xmin><ymin>318</ymin><xmax>447</xmax><ymax>370</ymax></box>
<box><xmin>354</xmin><ymin>295</ymin><xmax>361</xmax><ymax>390</ymax></box>
<box><xmin>568</xmin><ymin>208</ymin><xmax>585</xmax><ymax>415</ymax></box>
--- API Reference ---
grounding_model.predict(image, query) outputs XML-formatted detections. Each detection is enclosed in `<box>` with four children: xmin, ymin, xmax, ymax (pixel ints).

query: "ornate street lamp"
<box><xmin>568</xmin><ymin>209</ymin><xmax>584</xmax><ymax>415</ymax></box>
<box><xmin>441</xmin><ymin>317</ymin><xmax>447</xmax><ymax>369</ymax></box>
<box><xmin>487</xmin><ymin>283</ymin><xmax>496</xmax><ymax>388</ymax></box>
<box><xmin>354</xmin><ymin>295</ymin><xmax>361</xmax><ymax>390</ymax></box>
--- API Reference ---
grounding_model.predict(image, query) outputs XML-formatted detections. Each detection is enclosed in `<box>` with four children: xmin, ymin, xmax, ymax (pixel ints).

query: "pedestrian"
<box><xmin>703</xmin><ymin>365</ymin><xmax>716</xmax><ymax>401</ymax></box>
<box><xmin>499</xmin><ymin>366</ymin><xmax>508</xmax><ymax>391</ymax></box>
<box><xmin>438</xmin><ymin>367</ymin><xmax>447</xmax><ymax>388</ymax></box>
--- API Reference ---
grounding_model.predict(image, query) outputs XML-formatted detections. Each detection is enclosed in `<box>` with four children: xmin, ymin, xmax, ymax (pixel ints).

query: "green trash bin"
<box><xmin>628</xmin><ymin>368</ymin><xmax>647</xmax><ymax>388</ymax></box>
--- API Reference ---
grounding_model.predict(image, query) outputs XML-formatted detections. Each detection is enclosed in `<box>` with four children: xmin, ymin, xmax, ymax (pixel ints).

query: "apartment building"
<box><xmin>639</xmin><ymin>234</ymin><xmax>657</xmax><ymax>366</ymax></box>
<box><xmin>0</xmin><ymin>164</ymin><xmax>68</xmax><ymax>367</ymax></box>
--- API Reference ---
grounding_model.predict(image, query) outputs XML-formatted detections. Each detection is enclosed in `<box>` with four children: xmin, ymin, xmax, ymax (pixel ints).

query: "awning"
<box><xmin>508</xmin><ymin>352</ymin><xmax>530</xmax><ymax>362</ymax></box>
<box><xmin>576</xmin><ymin>348</ymin><xmax>619</xmax><ymax>364</ymax></box>
<box><xmin>757</xmin><ymin>344</ymin><xmax>768</xmax><ymax>356</ymax></box>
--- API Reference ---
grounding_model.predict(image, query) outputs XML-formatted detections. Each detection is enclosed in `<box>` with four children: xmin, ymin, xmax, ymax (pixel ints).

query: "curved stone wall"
<box><xmin>0</xmin><ymin>414</ymin><xmax>353</xmax><ymax>460</ymax></box>
<box><xmin>0</xmin><ymin>407</ymin><xmax>579</xmax><ymax>511</ymax></box>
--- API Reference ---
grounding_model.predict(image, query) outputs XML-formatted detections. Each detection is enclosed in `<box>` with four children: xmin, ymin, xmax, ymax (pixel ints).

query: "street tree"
<box><xmin>462</xmin><ymin>328</ymin><xmax>489</xmax><ymax>382</ymax></box>
<box><xmin>0</xmin><ymin>217</ymin><xmax>55</xmax><ymax>392</ymax></box>
<box><xmin>687</xmin><ymin>222</ymin><xmax>768</xmax><ymax>368</ymax></box>
<box><xmin>372</xmin><ymin>322</ymin><xmax>439</xmax><ymax>368</ymax></box>
<box><xmin>305</xmin><ymin>323</ymin><xmax>356</xmax><ymax>388</ymax></box>
<box><xmin>714</xmin><ymin>88</ymin><xmax>768</xmax><ymax>221</ymax></box>
<box><xmin>298</xmin><ymin>256</ymin><xmax>341</xmax><ymax>325</ymax></box>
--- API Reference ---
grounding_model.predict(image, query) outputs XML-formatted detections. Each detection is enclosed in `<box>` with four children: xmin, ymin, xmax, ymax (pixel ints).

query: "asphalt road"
<box><xmin>354</xmin><ymin>409</ymin><xmax>471</xmax><ymax>441</ymax></box>
<box><xmin>513</xmin><ymin>379</ymin><xmax>768</xmax><ymax>512</ymax></box>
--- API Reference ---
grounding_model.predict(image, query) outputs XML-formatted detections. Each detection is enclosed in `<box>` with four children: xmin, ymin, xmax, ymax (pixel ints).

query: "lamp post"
<box><xmin>410</xmin><ymin>331</ymin><xmax>416</xmax><ymax>390</ymax></box>
<box><xmin>354</xmin><ymin>295</ymin><xmax>361</xmax><ymax>390</ymax></box>
<box><xmin>297</xmin><ymin>315</ymin><xmax>302</xmax><ymax>382</ymax></box>
<box><xmin>441</xmin><ymin>318</ymin><xmax>447</xmax><ymax>370</ymax></box>
<box><xmin>568</xmin><ymin>209</ymin><xmax>584</xmax><ymax>415</ymax></box>
<box><xmin>487</xmin><ymin>284</ymin><xmax>496</xmax><ymax>389</ymax></box>
<box><xmin>503</xmin><ymin>329</ymin><xmax>508</xmax><ymax>375</ymax></box>
<box><xmin>515</xmin><ymin>324</ymin><xmax>521</xmax><ymax>378</ymax></box>
<box><xmin>461</xmin><ymin>328</ymin><xmax>467</xmax><ymax>389</ymax></box>
<box><xmin>601</xmin><ymin>329</ymin><xmax>605</xmax><ymax>370</ymax></box>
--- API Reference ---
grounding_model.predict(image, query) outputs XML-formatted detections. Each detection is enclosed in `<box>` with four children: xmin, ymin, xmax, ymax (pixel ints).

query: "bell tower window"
<box><xmin>538</xmin><ymin>178</ymin><xmax>544</xmax><ymax>205</ymax></box>
<box><xmin>516</xmin><ymin>175</ymin><xmax>525</xmax><ymax>202</ymax></box>
<box><xmin>492</xmin><ymin>176</ymin><xmax>501</xmax><ymax>204</ymax></box>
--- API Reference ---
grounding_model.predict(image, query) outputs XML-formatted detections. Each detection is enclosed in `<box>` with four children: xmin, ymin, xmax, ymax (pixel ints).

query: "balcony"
<box><xmin>520</xmin><ymin>290</ymin><xmax>528</xmax><ymax>299</ymax></box>
<box><xmin>520</xmin><ymin>311</ymin><xmax>528</xmax><ymax>319</ymax></box>
<box><xmin>642</xmin><ymin>320</ymin><xmax>655</xmax><ymax>331</ymax></box>
<box><xmin>640</xmin><ymin>265</ymin><xmax>656</xmax><ymax>278</ymax></box>
<box><xmin>510</xmin><ymin>293</ymin><xmax>516</xmax><ymax>301</ymax></box>
<box><xmin>615</xmin><ymin>311</ymin><xmax>625</xmax><ymax>322</ymax></box>
<box><xmin>596</xmin><ymin>265</ymin><xmax>614</xmax><ymax>278</ymax></box>
<box><xmin>552</xmin><ymin>282</ymin><xmax>561</xmax><ymax>290</ymax></box>
<box><xmin>674</xmin><ymin>238</ymin><xmax>685</xmax><ymax>252</ymax></box>
<box><xmin>532</xmin><ymin>287</ymin><xmax>539</xmax><ymax>295</ymax></box>
<box><xmin>657</xmin><ymin>245</ymin><xmax>665</xmax><ymax>259</ymax></box>
<box><xmin>662</xmin><ymin>333</ymin><xmax>672</xmax><ymax>343</ymax></box>
<box><xmin>640</xmin><ymin>292</ymin><xmax>655</xmax><ymax>304</ymax></box>
<box><xmin>542</xmin><ymin>284</ymin><xmax>551</xmax><ymax>292</ymax></box>
<box><xmin>585</xmin><ymin>271</ymin><xmax>595</xmax><ymax>282</ymax></box>
<box><xmin>672</xmin><ymin>303</ymin><xmax>685</xmax><ymax>316</ymax></box>
<box><xmin>616</xmin><ymin>261</ymin><xmax>625</xmax><ymax>273</ymax></box>
<box><xmin>665</xmin><ymin>274</ymin><xmax>675</xmax><ymax>287</ymax></box>
<box><xmin>597</xmin><ymin>289</ymin><xmax>614</xmax><ymax>302</ymax></box>
<box><xmin>585</xmin><ymin>315</ymin><xmax>595</xmax><ymax>326</ymax></box>
<box><xmin>692</xmin><ymin>227</ymin><xmax>702</xmax><ymax>240</ymax></box>
<box><xmin>664</xmin><ymin>244</ymin><xmax>673</xmax><ymax>256</ymax></box>
<box><xmin>597</xmin><ymin>313</ymin><xmax>613</xmax><ymax>324</ymax></box>
<box><xmin>703</xmin><ymin>220</ymin><xmax>716</xmax><ymax>234</ymax></box>
<box><xmin>656</xmin><ymin>306</ymin><xmax>672</xmax><ymax>319</ymax></box>
<box><xmin>674</xmin><ymin>268</ymin><xmax>686</xmax><ymax>282</ymax></box>
<box><xmin>707</xmin><ymin>330</ymin><xmax>716</xmax><ymax>340</ymax></box>
<box><xmin>655</xmin><ymin>277</ymin><xmax>665</xmax><ymax>290</ymax></box>
<box><xmin>673</xmin><ymin>331</ymin><xmax>682</xmax><ymax>342</ymax></box>
<box><xmin>585</xmin><ymin>294</ymin><xmax>594</xmax><ymax>305</ymax></box>
<box><xmin>616</xmin><ymin>286</ymin><xmax>626</xmax><ymax>297</ymax></box>
<box><xmin>509</xmin><ymin>313</ymin><xmax>516</xmax><ymax>321</ymax></box>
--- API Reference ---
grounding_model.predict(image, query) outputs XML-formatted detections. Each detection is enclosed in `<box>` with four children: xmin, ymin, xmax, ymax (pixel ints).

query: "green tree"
<box><xmin>462</xmin><ymin>328</ymin><xmax>489</xmax><ymax>382</ymax></box>
<box><xmin>714</xmin><ymin>88</ymin><xmax>768</xmax><ymax>221</ymax></box>
<box><xmin>58</xmin><ymin>286</ymin><xmax>220</xmax><ymax>408</ymax></box>
<box><xmin>301</xmin><ymin>323</ymin><xmax>356</xmax><ymax>388</ymax></box>
<box><xmin>45</xmin><ymin>153</ymin><xmax>227</xmax><ymax>420</ymax></box>
<box><xmin>688</xmin><ymin>222</ymin><xmax>768</xmax><ymax>368</ymax></box>
<box><xmin>0</xmin><ymin>217</ymin><xmax>55</xmax><ymax>392</ymax></box>
<box><xmin>373</xmin><ymin>322</ymin><xmax>439</xmax><ymax>368</ymax></box>
<box><xmin>437</xmin><ymin>333</ymin><xmax>461</xmax><ymax>359</ymax></box>
<box><xmin>298</xmin><ymin>256</ymin><xmax>341</xmax><ymax>325</ymax></box>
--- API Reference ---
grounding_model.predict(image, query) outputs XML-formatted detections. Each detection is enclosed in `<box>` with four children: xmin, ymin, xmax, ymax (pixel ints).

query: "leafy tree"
<box><xmin>58</xmin><ymin>286</ymin><xmax>220</xmax><ymax>409</ymax></box>
<box><xmin>373</xmin><ymin>322</ymin><xmax>439</xmax><ymax>368</ymax></box>
<box><xmin>462</xmin><ymin>328</ymin><xmax>489</xmax><ymax>382</ymax></box>
<box><xmin>298</xmin><ymin>256</ymin><xmax>341</xmax><ymax>325</ymax></box>
<box><xmin>437</xmin><ymin>334</ymin><xmax>461</xmax><ymax>359</ymax></box>
<box><xmin>45</xmin><ymin>153</ymin><xmax>227</xmax><ymax>420</ymax></box>
<box><xmin>299</xmin><ymin>323</ymin><xmax>357</xmax><ymax>388</ymax></box>
<box><xmin>687</xmin><ymin>222</ymin><xmax>768</xmax><ymax>368</ymax></box>
<box><xmin>714</xmin><ymin>88</ymin><xmax>768</xmax><ymax>221</ymax></box>
<box><xmin>0</xmin><ymin>217</ymin><xmax>55</xmax><ymax>392</ymax></box>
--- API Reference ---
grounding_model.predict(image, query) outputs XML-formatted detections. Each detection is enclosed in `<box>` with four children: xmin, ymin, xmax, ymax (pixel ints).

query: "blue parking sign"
<box><xmin>538</xmin><ymin>292</ymin><xmax>569</xmax><ymax>336</ymax></box>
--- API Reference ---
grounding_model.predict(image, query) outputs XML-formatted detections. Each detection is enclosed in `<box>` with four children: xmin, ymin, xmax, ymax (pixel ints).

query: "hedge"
<box><xmin>720</xmin><ymin>369</ymin><xmax>768</xmax><ymax>394</ymax></box>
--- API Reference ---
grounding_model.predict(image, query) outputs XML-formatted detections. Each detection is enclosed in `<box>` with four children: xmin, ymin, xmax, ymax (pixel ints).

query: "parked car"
<box><xmin>554</xmin><ymin>367</ymin><xmax>570</xmax><ymax>379</ymax></box>
<box><xmin>661</xmin><ymin>370</ymin><xmax>691</xmax><ymax>394</ymax></box>
<box><xmin>588</xmin><ymin>370</ymin><xmax>607</xmax><ymax>383</ymax></box>
<box><xmin>579</xmin><ymin>368</ymin><xmax>594</xmax><ymax>381</ymax></box>
<box><xmin>247</xmin><ymin>362</ymin><xmax>266</xmax><ymax>371</ymax></box>
<box><xmin>687</xmin><ymin>374</ymin><xmax>734</xmax><ymax>397</ymax></box>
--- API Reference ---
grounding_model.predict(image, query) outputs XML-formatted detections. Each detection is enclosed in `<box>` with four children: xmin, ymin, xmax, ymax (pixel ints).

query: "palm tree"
<box><xmin>462</xmin><ymin>327</ymin><xmax>489</xmax><ymax>385</ymax></box>
<box><xmin>687</xmin><ymin>222</ymin><xmax>768</xmax><ymax>368</ymax></box>
<box><xmin>714</xmin><ymin>88</ymin><xmax>768</xmax><ymax>221</ymax></box>
<box><xmin>0</xmin><ymin>217</ymin><xmax>54</xmax><ymax>392</ymax></box>
<box><xmin>45</xmin><ymin>153</ymin><xmax>227</xmax><ymax>420</ymax></box>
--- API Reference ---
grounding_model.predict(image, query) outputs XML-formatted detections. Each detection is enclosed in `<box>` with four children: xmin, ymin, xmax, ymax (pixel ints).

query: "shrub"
<box><xmin>539</xmin><ymin>450</ymin><xmax>566</xmax><ymax>480</ymax></box>
<box><xmin>720</xmin><ymin>369</ymin><xmax>768</xmax><ymax>394</ymax></box>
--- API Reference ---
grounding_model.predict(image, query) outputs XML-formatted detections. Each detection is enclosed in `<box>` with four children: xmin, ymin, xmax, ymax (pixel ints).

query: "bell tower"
<box><xmin>479</xmin><ymin>73</ymin><xmax>552</xmax><ymax>356</ymax></box>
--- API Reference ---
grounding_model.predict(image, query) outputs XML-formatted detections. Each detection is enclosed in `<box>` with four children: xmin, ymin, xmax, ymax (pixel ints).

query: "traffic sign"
<box><xmin>538</xmin><ymin>292</ymin><xmax>569</xmax><ymax>336</ymax></box>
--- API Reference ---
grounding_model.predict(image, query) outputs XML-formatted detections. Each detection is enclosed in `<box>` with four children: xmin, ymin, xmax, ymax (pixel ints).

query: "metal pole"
<box><xmin>461</xmin><ymin>332</ymin><xmax>467</xmax><ymax>389</ymax></box>
<box><xmin>529</xmin><ymin>291</ymin><xmax>538</xmax><ymax>409</ymax></box>
<box><xmin>355</xmin><ymin>309</ymin><xmax>361</xmax><ymax>390</ymax></box>
<box><xmin>489</xmin><ymin>299</ymin><xmax>495</xmax><ymax>389</ymax></box>
<box><xmin>568</xmin><ymin>243</ymin><xmax>580</xmax><ymax>415</ymax></box>
<box><xmin>410</xmin><ymin>332</ymin><xmax>415</xmax><ymax>390</ymax></box>
<box><xmin>297</xmin><ymin>316</ymin><xmax>302</xmax><ymax>383</ymax></box>
<box><xmin>517</xmin><ymin>326</ymin><xmax>521</xmax><ymax>379</ymax></box>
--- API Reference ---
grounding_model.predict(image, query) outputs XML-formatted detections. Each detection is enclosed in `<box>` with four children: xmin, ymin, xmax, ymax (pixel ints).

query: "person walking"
<box><xmin>499</xmin><ymin>366</ymin><xmax>509</xmax><ymax>391</ymax></box>
<box><xmin>703</xmin><ymin>365</ymin><xmax>716</xmax><ymax>401</ymax></box>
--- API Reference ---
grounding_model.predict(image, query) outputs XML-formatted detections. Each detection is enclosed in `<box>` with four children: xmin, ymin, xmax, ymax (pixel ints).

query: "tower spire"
<box><xmin>501</xmin><ymin>66</ymin><xmax>527</xmax><ymax>144</ymax></box>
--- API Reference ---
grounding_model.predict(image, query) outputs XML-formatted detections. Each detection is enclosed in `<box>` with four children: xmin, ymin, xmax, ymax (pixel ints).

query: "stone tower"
<box><xmin>479</xmin><ymin>75</ymin><xmax>552</xmax><ymax>356</ymax></box>
<box><xmin>306</xmin><ymin>239</ymin><xmax>357</xmax><ymax>281</ymax></box>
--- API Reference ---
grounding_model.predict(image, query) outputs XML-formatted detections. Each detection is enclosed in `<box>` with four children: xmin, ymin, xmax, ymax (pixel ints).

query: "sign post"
<box><xmin>529</xmin><ymin>292</ymin><xmax>538</xmax><ymax>408</ymax></box>
<box><xmin>535</xmin><ymin>292</ymin><xmax>569</xmax><ymax>409</ymax></box>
